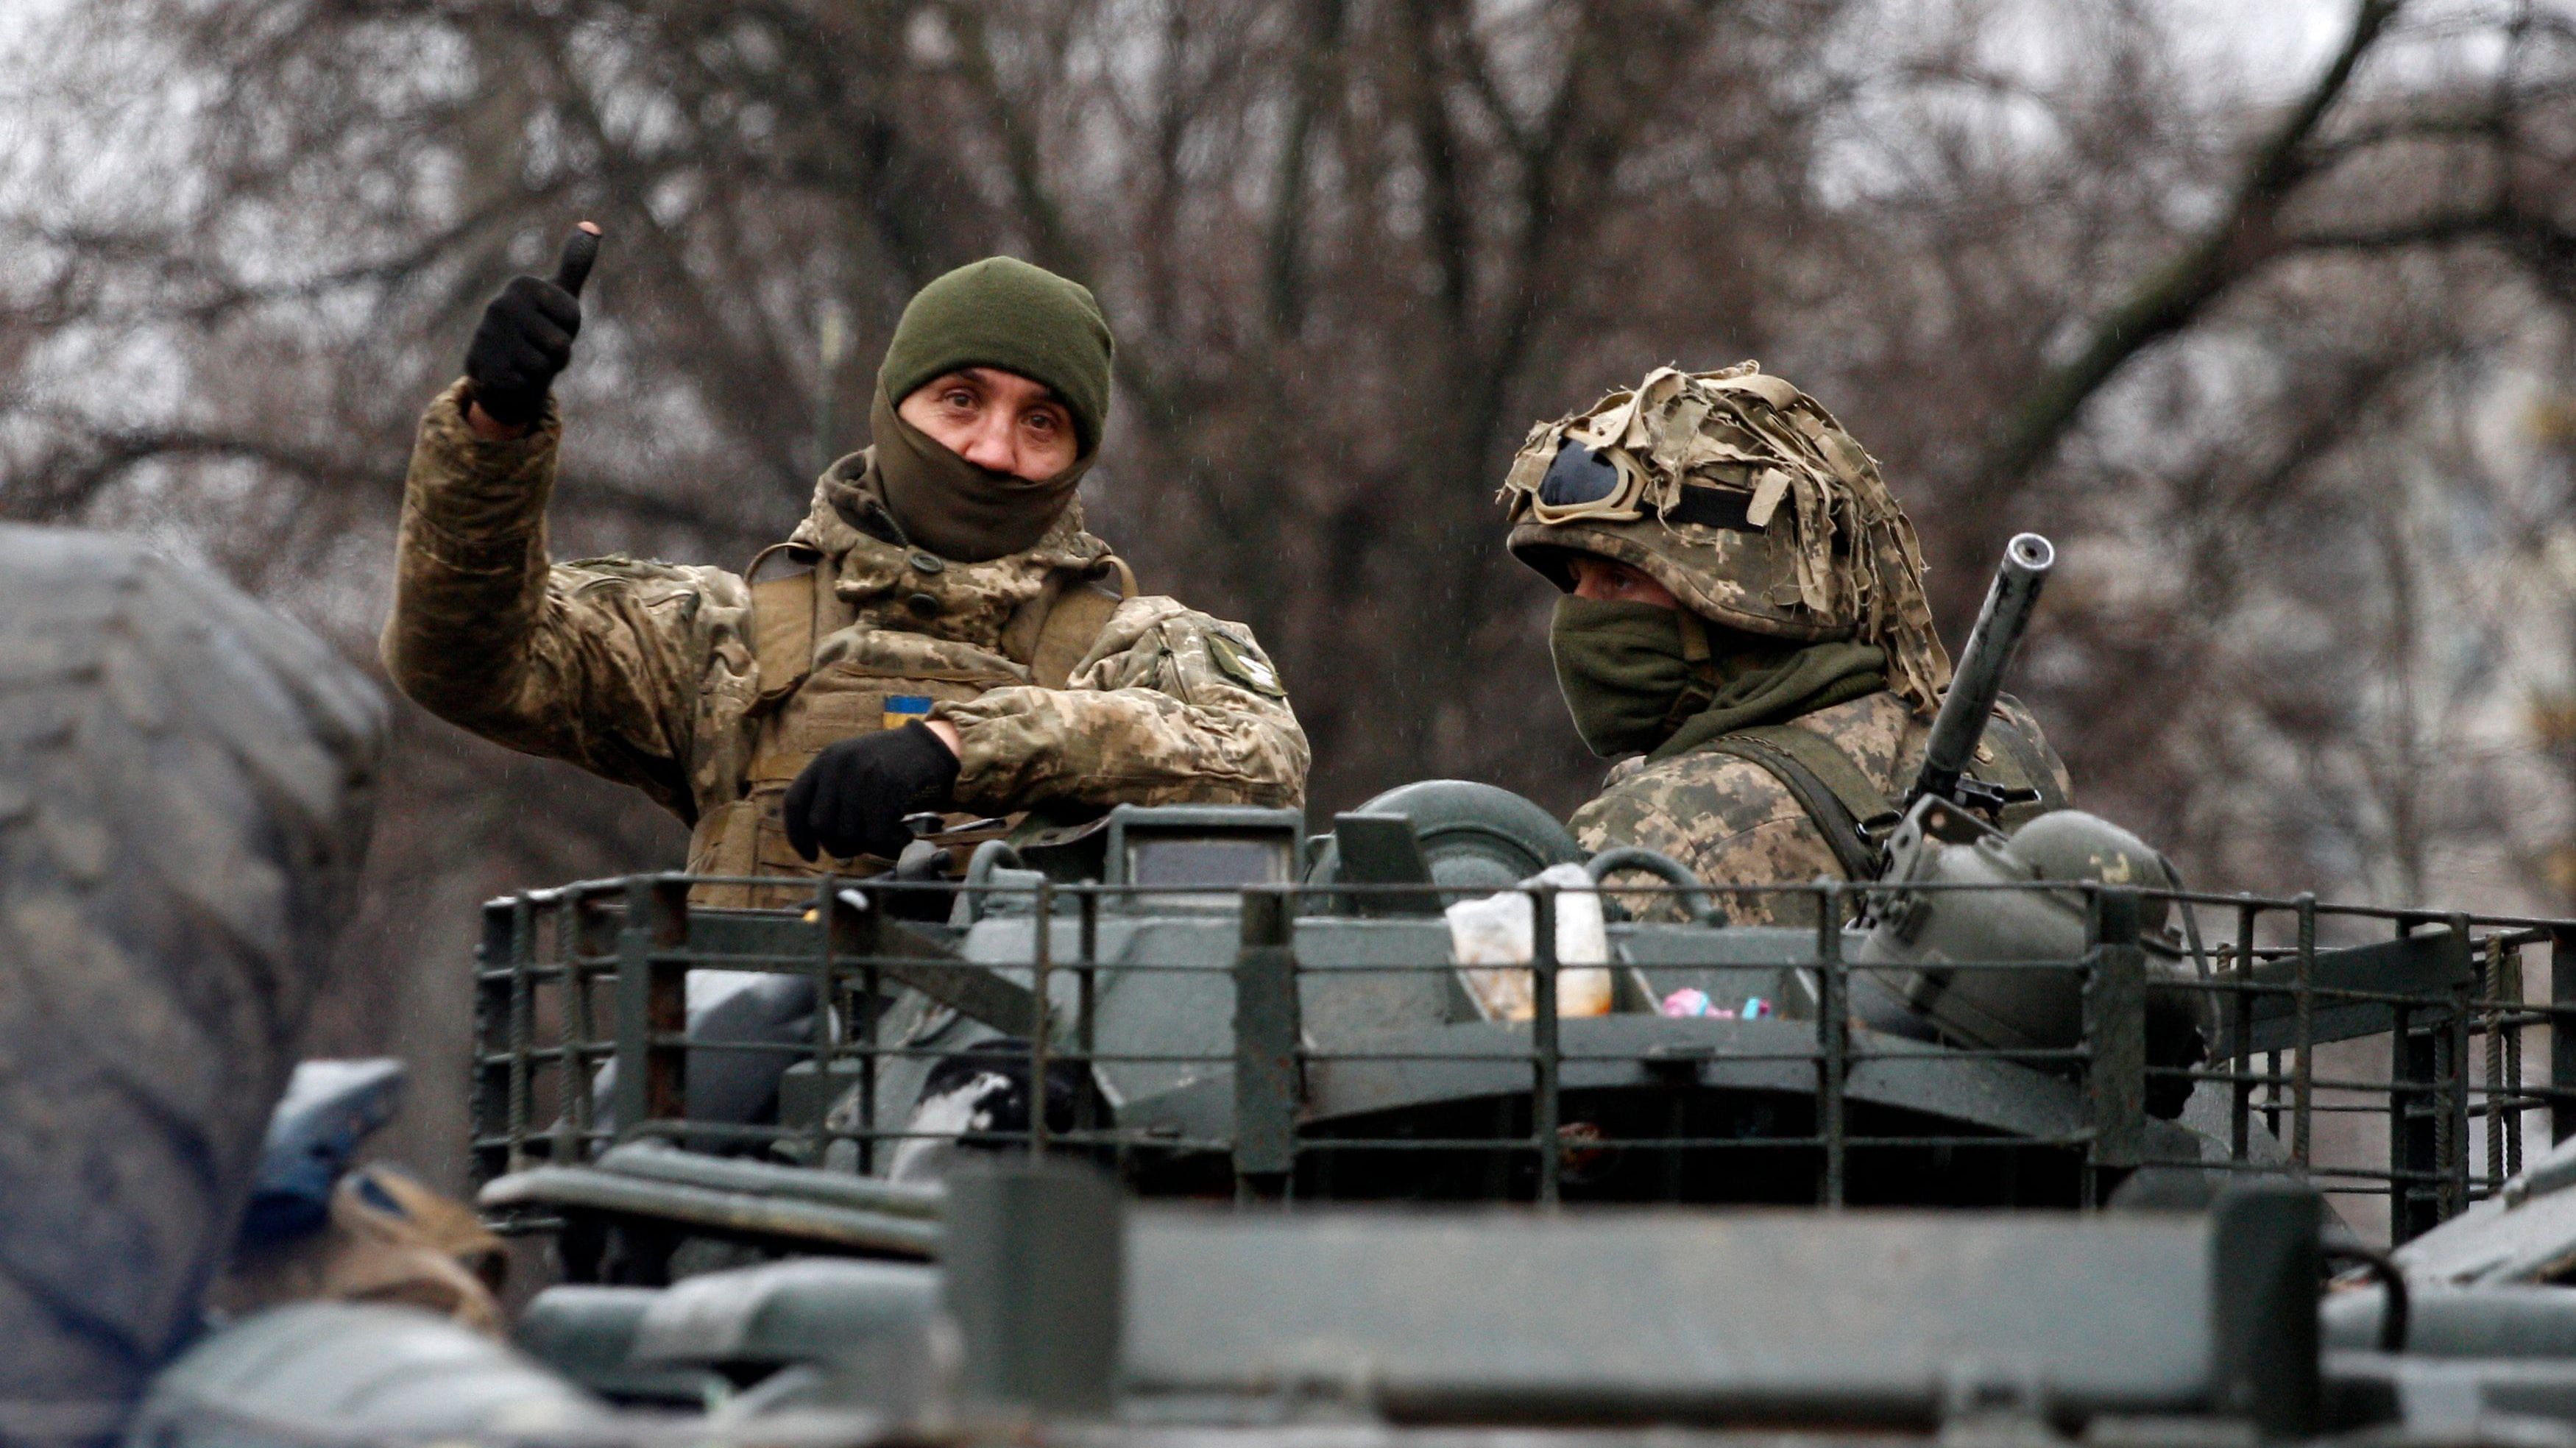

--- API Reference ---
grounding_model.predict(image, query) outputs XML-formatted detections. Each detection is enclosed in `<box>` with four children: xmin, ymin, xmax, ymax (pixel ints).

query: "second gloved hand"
<box><xmin>783</xmin><ymin>723</ymin><xmax>963</xmax><ymax>862</ymax></box>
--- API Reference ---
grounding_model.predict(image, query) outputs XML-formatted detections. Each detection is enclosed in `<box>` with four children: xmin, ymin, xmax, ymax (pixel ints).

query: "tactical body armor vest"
<box><xmin>684</xmin><ymin>542</ymin><xmax>1133</xmax><ymax>906</ymax></box>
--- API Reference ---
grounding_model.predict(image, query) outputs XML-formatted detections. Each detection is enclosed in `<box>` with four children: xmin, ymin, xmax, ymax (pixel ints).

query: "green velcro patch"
<box><xmin>1208</xmin><ymin>632</ymin><xmax>1286</xmax><ymax>698</ymax></box>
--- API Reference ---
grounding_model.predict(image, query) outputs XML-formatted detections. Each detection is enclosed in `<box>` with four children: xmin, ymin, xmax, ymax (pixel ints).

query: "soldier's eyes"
<box><xmin>941</xmin><ymin>389</ymin><xmax>977</xmax><ymax>411</ymax></box>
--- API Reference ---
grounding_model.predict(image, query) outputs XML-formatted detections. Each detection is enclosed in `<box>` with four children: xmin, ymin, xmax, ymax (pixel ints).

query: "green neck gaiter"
<box><xmin>870</xmin><ymin>387</ymin><xmax>1091</xmax><ymax>562</ymax></box>
<box><xmin>1549</xmin><ymin>595</ymin><xmax>1889</xmax><ymax>759</ymax></box>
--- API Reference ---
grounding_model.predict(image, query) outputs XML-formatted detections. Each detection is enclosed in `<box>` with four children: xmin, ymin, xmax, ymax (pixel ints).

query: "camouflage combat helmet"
<box><xmin>1501</xmin><ymin>363</ymin><xmax>1952</xmax><ymax>713</ymax></box>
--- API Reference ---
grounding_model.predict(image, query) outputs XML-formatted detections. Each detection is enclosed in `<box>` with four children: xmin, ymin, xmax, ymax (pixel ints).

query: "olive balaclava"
<box><xmin>868</xmin><ymin>256</ymin><xmax>1116</xmax><ymax>562</ymax></box>
<box><xmin>1547</xmin><ymin>596</ymin><xmax>1886</xmax><ymax>760</ymax></box>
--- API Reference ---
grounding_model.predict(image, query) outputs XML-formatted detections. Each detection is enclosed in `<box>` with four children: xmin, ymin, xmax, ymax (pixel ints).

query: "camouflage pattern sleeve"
<box><xmin>380</xmin><ymin>379</ymin><xmax>752</xmax><ymax>817</ymax></box>
<box><xmin>934</xmin><ymin>596</ymin><xmax>1309</xmax><ymax>811</ymax></box>
<box><xmin>1570</xmin><ymin>755</ymin><xmax>1845</xmax><ymax>926</ymax></box>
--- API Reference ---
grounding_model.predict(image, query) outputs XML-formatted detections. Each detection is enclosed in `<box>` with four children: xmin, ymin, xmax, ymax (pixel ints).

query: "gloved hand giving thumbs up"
<box><xmin>464</xmin><ymin>223</ymin><xmax>601</xmax><ymax>433</ymax></box>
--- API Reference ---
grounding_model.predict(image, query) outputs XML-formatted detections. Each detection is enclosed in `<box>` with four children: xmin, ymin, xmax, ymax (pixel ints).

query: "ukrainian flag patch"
<box><xmin>882</xmin><ymin>695</ymin><xmax>935</xmax><ymax>731</ymax></box>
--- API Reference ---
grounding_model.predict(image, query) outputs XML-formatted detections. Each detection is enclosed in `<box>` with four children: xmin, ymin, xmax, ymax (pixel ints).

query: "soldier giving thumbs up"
<box><xmin>383</xmin><ymin>227</ymin><xmax>1306</xmax><ymax>908</ymax></box>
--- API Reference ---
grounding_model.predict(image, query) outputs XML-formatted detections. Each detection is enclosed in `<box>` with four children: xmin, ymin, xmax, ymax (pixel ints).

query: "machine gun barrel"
<box><xmin>1909</xmin><ymin>532</ymin><xmax>2053</xmax><ymax>808</ymax></box>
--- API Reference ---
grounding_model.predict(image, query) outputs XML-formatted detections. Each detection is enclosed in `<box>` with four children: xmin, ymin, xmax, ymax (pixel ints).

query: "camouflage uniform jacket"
<box><xmin>1571</xmin><ymin>689</ymin><xmax>2070</xmax><ymax>925</ymax></box>
<box><xmin>383</xmin><ymin>381</ymin><xmax>1309</xmax><ymax>878</ymax></box>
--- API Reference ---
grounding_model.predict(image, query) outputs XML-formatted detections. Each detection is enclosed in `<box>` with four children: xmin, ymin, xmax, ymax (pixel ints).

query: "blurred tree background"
<box><xmin>8</xmin><ymin>0</ymin><xmax>2576</xmax><ymax>1184</ymax></box>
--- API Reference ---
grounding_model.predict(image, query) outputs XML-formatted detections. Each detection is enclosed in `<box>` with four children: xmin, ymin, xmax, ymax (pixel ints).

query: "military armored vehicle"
<box><xmin>120</xmin><ymin>782</ymin><xmax>2576</xmax><ymax>1447</ymax></box>
<box><xmin>459</xmin><ymin>536</ymin><xmax>2487</xmax><ymax>1252</ymax></box>
<box><xmin>23</xmin><ymin>524</ymin><xmax>2576</xmax><ymax>1446</ymax></box>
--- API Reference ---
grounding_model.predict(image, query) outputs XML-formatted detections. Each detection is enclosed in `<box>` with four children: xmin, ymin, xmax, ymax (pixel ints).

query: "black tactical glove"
<box><xmin>464</xmin><ymin>224</ymin><xmax>599</xmax><ymax>429</ymax></box>
<box><xmin>783</xmin><ymin>723</ymin><xmax>963</xmax><ymax>862</ymax></box>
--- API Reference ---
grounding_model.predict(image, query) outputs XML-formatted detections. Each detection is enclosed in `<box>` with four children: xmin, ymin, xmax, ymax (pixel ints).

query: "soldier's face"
<box><xmin>897</xmin><ymin>367</ymin><xmax>1080</xmax><ymax>481</ymax></box>
<box><xmin>1567</xmin><ymin>556</ymin><xmax>1678</xmax><ymax>608</ymax></box>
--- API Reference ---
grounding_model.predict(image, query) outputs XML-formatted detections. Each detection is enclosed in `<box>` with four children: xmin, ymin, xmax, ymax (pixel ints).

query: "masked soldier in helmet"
<box><xmin>384</xmin><ymin>231</ymin><xmax>1306</xmax><ymax>903</ymax></box>
<box><xmin>1499</xmin><ymin>363</ymin><xmax>2070</xmax><ymax>923</ymax></box>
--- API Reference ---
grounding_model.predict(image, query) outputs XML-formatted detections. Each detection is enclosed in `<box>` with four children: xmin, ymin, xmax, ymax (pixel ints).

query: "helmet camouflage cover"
<box><xmin>1501</xmin><ymin>362</ymin><xmax>1952</xmax><ymax>713</ymax></box>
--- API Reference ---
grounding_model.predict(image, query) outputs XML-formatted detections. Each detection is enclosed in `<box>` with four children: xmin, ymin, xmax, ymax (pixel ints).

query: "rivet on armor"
<box><xmin>907</xmin><ymin>592</ymin><xmax>941</xmax><ymax>617</ymax></box>
<box><xmin>910</xmin><ymin>551</ymin><xmax>946</xmax><ymax>574</ymax></box>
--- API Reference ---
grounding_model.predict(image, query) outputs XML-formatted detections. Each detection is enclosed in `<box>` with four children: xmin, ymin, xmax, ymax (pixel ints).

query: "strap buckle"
<box><xmin>1950</xmin><ymin>778</ymin><xmax>2041</xmax><ymax>820</ymax></box>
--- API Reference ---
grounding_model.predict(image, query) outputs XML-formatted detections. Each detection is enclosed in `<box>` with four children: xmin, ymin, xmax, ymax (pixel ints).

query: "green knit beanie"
<box><xmin>877</xmin><ymin>256</ymin><xmax>1115</xmax><ymax>454</ymax></box>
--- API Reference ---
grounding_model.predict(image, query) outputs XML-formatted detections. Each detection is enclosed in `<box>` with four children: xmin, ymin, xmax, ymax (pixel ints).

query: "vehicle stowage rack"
<box><xmin>473</xmin><ymin>871</ymin><xmax>2576</xmax><ymax>1234</ymax></box>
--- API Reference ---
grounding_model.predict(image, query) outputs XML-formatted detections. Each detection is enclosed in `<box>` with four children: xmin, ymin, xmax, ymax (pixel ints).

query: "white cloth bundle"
<box><xmin>1446</xmin><ymin>862</ymin><xmax>1615</xmax><ymax>1021</ymax></box>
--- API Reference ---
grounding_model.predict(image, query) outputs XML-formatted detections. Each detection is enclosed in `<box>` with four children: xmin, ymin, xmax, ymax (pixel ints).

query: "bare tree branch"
<box><xmin>1973</xmin><ymin>0</ymin><xmax>2405</xmax><ymax>494</ymax></box>
<box><xmin>1264</xmin><ymin>0</ymin><xmax>1345</xmax><ymax>337</ymax></box>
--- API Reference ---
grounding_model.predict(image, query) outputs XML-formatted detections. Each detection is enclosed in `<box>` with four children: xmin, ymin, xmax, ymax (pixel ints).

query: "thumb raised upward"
<box><xmin>552</xmin><ymin>221</ymin><xmax>602</xmax><ymax>298</ymax></box>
